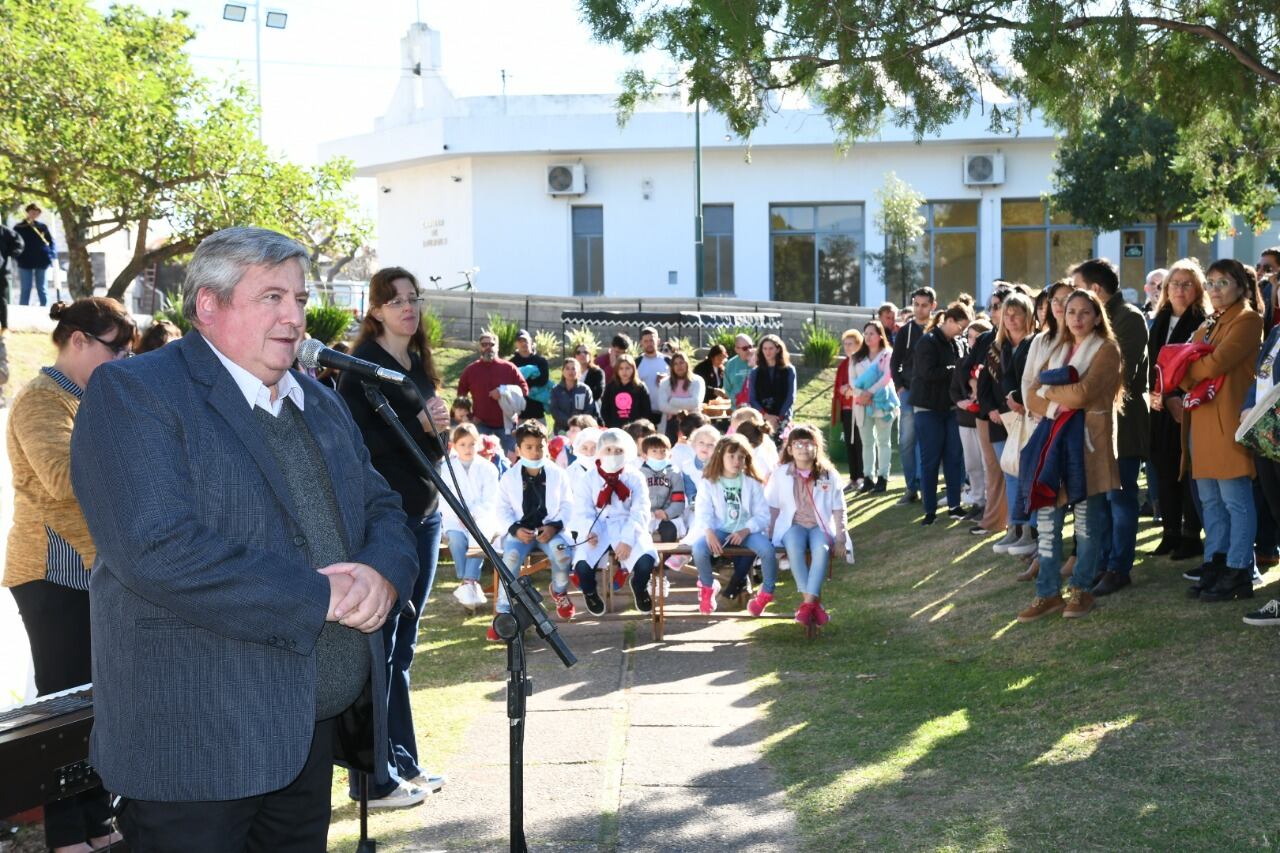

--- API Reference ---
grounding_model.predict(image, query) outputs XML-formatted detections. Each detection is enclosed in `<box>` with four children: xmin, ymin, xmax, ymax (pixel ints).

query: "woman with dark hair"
<box><xmin>1017</xmin><ymin>289</ymin><xmax>1123</xmax><ymax>622</ymax></box>
<box><xmin>694</xmin><ymin>343</ymin><xmax>728</xmax><ymax>398</ymax></box>
<box><xmin>748</xmin><ymin>333</ymin><xmax>797</xmax><ymax>433</ymax></box>
<box><xmin>656</xmin><ymin>350</ymin><xmax>705</xmax><ymax>441</ymax></box>
<box><xmin>1147</xmin><ymin>259</ymin><xmax>1209</xmax><ymax>560</ymax></box>
<box><xmin>600</xmin><ymin>353</ymin><xmax>653</xmax><ymax>428</ymax></box>
<box><xmin>832</xmin><ymin>329</ymin><xmax>865</xmax><ymax>489</ymax></box>
<box><xmin>911</xmin><ymin>301</ymin><xmax>973</xmax><ymax>525</ymax></box>
<box><xmin>852</xmin><ymin>321</ymin><xmax>897</xmax><ymax>493</ymax></box>
<box><xmin>1181</xmin><ymin>258</ymin><xmax>1265</xmax><ymax>603</ymax></box>
<box><xmin>338</xmin><ymin>266</ymin><xmax>449</xmax><ymax>806</ymax></box>
<box><xmin>5</xmin><ymin>298</ymin><xmax>135</xmax><ymax>853</ymax></box>
<box><xmin>573</xmin><ymin>341</ymin><xmax>606</xmax><ymax>405</ymax></box>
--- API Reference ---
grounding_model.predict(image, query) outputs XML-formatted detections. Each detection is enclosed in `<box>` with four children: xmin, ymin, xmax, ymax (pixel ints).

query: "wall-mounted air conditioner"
<box><xmin>963</xmin><ymin>153</ymin><xmax>1005</xmax><ymax>186</ymax></box>
<box><xmin>546</xmin><ymin>164</ymin><xmax>586</xmax><ymax>196</ymax></box>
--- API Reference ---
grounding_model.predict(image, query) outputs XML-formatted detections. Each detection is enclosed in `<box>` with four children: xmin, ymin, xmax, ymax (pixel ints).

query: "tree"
<box><xmin>1051</xmin><ymin>97</ymin><xmax>1198</xmax><ymax>269</ymax></box>
<box><xmin>867</xmin><ymin>174</ymin><xmax>926</xmax><ymax>306</ymax></box>
<box><xmin>0</xmin><ymin>0</ymin><xmax>369</xmax><ymax>298</ymax></box>
<box><xmin>581</xmin><ymin>0</ymin><xmax>1280</xmax><ymax>233</ymax></box>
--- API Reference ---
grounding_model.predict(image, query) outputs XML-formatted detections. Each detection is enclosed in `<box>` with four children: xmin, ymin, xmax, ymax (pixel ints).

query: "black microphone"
<box><xmin>296</xmin><ymin>338</ymin><xmax>407</xmax><ymax>386</ymax></box>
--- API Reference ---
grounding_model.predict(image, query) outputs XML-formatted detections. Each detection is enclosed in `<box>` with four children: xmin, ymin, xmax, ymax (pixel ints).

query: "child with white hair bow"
<box><xmin>568</xmin><ymin>428</ymin><xmax>659</xmax><ymax>614</ymax></box>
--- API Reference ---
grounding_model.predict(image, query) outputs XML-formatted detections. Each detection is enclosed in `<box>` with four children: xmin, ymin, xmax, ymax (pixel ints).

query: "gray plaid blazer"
<box><xmin>70</xmin><ymin>331</ymin><xmax>417</xmax><ymax>801</ymax></box>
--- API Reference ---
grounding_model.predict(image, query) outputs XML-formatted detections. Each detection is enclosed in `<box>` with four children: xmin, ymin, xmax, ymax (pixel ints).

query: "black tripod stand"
<box><xmin>361</xmin><ymin>381</ymin><xmax>576</xmax><ymax>853</ymax></box>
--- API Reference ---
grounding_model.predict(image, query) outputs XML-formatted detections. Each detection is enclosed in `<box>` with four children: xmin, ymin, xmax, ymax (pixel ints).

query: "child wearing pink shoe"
<box><xmin>689</xmin><ymin>434</ymin><xmax>777</xmax><ymax>614</ymax></box>
<box><xmin>764</xmin><ymin>424</ymin><xmax>851</xmax><ymax>627</ymax></box>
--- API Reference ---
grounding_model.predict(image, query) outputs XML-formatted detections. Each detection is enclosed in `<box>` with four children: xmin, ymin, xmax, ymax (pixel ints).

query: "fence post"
<box><xmin>524</xmin><ymin>297</ymin><xmax>530</xmax><ymax>332</ymax></box>
<box><xmin>469</xmin><ymin>295</ymin><xmax>475</xmax><ymax>341</ymax></box>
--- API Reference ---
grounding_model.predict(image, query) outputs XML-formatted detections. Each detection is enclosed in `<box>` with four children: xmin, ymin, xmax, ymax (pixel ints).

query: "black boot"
<box><xmin>1186</xmin><ymin>553</ymin><xmax>1227</xmax><ymax>597</ymax></box>
<box><xmin>1199</xmin><ymin>567</ymin><xmax>1255</xmax><ymax>602</ymax></box>
<box><xmin>873</xmin><ymin>477</ymin><xmax>888</xmax><ymax>493</ymax></box>
<box><xmin>1152</xmin><ymin>536</ymin><xmax>1177</xmax><ymax>557</ymax></box>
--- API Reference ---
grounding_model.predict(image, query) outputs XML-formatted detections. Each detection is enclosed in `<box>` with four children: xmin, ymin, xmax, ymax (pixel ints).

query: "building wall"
<box><xmin>371</xmin><ymin>137</ymin><xmax>1063</xmax><ymax>305</ymax></box>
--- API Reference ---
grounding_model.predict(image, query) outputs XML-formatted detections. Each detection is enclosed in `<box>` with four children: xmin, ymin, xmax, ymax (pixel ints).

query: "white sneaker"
<box><xmin>365</xmin><ymin>780</ymin><xmax>428</xmax><ymax>809</ymax></box>
<box><xmin>452</xmin><ymin>584</ymin><xmax>473</xmax><ymax>609</ymax></box>
<box><xmin>468</xmin><ymin>582</ymin><xmax>488</xmax><ymax>607</ymax></box>
<box><xmin>407</xmin><ymin>771</ymin><xmax>447</xmax><ymax>793</ymax></box>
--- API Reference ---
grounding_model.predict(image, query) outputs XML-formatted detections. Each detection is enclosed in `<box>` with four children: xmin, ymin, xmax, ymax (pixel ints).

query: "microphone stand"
<box><xmin>360</xmin><ymin>381</ymin><xmax>575</xmax><ymax>853</ymax></box>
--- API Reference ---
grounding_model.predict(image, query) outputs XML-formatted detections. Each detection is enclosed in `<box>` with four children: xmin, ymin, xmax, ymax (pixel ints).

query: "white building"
<box><xmin>323</xmin><ymin>24</ymin><xmax>1279</xmax><ymax>309</ymax></box>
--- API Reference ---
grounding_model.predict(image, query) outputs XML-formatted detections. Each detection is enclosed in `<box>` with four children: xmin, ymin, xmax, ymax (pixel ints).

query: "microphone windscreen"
<box><xmin>296</xmin><ymin>338</ymin><xmax>325</xmax><ymax>370</ymax></box>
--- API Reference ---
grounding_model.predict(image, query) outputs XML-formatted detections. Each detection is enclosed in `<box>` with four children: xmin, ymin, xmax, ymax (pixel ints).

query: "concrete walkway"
<box><xmin>389</xmin><ymin>612</ymin><xmax>797</xmax><ymax>852</ymax></box>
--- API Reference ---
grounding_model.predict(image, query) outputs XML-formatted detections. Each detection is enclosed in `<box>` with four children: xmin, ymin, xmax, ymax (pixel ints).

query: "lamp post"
<box><xmin>693</xmin><ymin>98</ymin><xmax>704</xmax><ymax>299</ymax></box>
<box><xmin>222</xmin><ymin>2</ymin><xmax>288</xmax><ymax>140</ymax></box>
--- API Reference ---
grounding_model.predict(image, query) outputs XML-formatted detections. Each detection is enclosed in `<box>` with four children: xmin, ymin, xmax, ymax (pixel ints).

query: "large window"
<box><xmin>913</xmin><ymin>201</ymin><xmax>979</xmax><ymax>305</ymax></box>
<box><xmin>702</xmin><ymin>204</ymin><xmax>734</xmax><ymax>295</ymax></box>
<box><xmin>769</xmin><ymin>204</ymin><xmax>863</xmax><ymax>305</ymax></box>
<box><xmin>1001</xmin><ymin>200</ymin><xmax>1095</xmax><ymax>288</ymax></box>
<box><xmin>572</xmin><ymin>206</ymin><xmax>604</xmax><ymax>295</ymax></box>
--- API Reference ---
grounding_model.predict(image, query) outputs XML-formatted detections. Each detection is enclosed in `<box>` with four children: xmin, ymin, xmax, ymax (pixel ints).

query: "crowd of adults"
<box><xmin>6</xmin><ymin>223</ymin><xmax>1280</xmax><ymax>851</ymax></box>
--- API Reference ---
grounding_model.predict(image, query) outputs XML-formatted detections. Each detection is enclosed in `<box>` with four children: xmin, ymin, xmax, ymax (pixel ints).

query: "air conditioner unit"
<box><xmin>963</xmin><ymin>153</ymin><xmax>1005</xmax><ymax>186</ymax></box>
<box><xmin>546</xmin><ymin>164</ymin><xmax>586</xmax><ymax>196</ymax></box>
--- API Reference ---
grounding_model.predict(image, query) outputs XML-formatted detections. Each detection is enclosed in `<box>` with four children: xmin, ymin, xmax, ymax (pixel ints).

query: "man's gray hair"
<box><xmin>183</xmin><ymin>227</ymin><xmax>309</xmax><ymax>326</ymax></box>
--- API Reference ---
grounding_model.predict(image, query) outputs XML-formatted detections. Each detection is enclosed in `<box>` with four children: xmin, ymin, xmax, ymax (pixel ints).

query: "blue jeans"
<box><xmin>1096</xmin><ymin>456</ymin><xmax>1141</xmax><ymax>577</ymax></box>
<box><xmin>898</xmin><ymin>389</ymin><xmax>920</xmax><ymax>491</ymax></box>
<box><xmin>915</xmin><ymin>409</ymin><xmax>964</xmax><ymax>516</ymax></box>
<box><xmin>350</xmin><ymin>511</ymin><xmax>440</xmax><ymax>797</ymax></box>
<box><xmin>1196</xmin><ymin>476</ymin><xmax>1257</xmax><ymax>569</ymax></box>
<box><xmin>446</xmin><ymin>529</ymin><xmax>484</xmax><ymax>581</ymax></box>
<box><xmin>496</xmin><ymin>532</ymin><xmax>572</xmax><ymax>613</ymax></box>
<box><xmin>992</xmin><ymin>441</ymin><xmax>1030</xmax><ymax>526</ymax></box>
<box><xmin>782</xmin><ymin>524</ymin><xmax>831</xmax><ymax>597</ymax></box>
<box><xmin>1034</xmin><ymin>496</ymin><xmax>1107</xmax><ymax>598</ymax></box>
<box><xmin>692</xmin><ymin>527</ymin><xmax>778</xmax><ymax>592</ymax></box>
<box><xmin>18</xmin><ymin>267</ymin><xmax>46</xmax><ymax>306</ymax></box>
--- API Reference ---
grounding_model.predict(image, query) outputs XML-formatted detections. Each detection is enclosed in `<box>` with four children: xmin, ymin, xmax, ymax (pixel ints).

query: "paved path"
<box><xmin>385</xmin><ymin>612</ymin><xmax>797</xmax><ymax>852</ymax></box>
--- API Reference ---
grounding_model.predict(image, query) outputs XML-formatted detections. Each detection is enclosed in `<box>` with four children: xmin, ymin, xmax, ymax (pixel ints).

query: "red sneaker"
<box><xmin>747</xmin><ymin>590</ymin><xmax>774</xmax><ymax>617</ymax></box>
<box><xmin>612</xmin><ymin>567</ymin><xmax>629</xmax><ymax>591</ymax></box>
<box><xmin>486</xmin><ymin>625</ymin><xmax>501</xmax><ymax>642</ymax></box>
<box><xmin>551</xmin><ymin>588</ymin><xmax>576</xmax><ymax>621</ymax></box>
<box><xmin>794</xmin><ymin>601</ymin><xmax>816</xmax><ymax>625</ymax></box>
<box><xmin>569</xmin><ymin>573</ymin><xmax>581</xmax><ymax>589</ymax></box>
<box><xmin>813</xmin><ymin>601</ymin><xmax>830</xmax><ymax>625</ymax></box>
<box><xmin>697</xmin><ymin>582</ymin><xmax>717</xmax><ymax>615</ymax></box>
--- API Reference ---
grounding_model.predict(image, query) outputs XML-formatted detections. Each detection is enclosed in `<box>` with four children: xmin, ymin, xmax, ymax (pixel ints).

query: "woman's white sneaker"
<box><xmin>366</xmin><ymin>780</ymin><xmax>429</xmax><ymax>809</ymax></box>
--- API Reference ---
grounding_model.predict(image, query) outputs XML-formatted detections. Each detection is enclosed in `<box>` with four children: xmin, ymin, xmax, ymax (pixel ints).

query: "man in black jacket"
<box><xmin>889</xmin><ymin>286</ymin><xmax>936</xmax><ymax>504</ymax></box>
<box><xmin>14</xmin><ymin>204</ymin><xmax>55</xmax><ymax>307</ymax></box>
<box><xmin>0</xmin><ymin>219</ymin><xmax>23</xmax><ymax>330</ymax></box>
<box><xmin>1073</xmin><ymin>258</ymin><xmax>1149</xmax><ymax>597</ymax></box>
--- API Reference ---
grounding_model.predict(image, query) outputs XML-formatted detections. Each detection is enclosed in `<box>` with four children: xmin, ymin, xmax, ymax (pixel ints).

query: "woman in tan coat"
<box><xmin>1017</xmin><ymin>289</ymin><xmax>1122</xmax><ymax>623</ymax></box>
<box><xmin>1180</xmin><ymin>259</ymin><xmax>1265</xmax><ymax>602</ymax></box>
<box><xmin>5</xmin><ymin>298</ymin><xmax>134</xmax><ymax>853</ymax></box>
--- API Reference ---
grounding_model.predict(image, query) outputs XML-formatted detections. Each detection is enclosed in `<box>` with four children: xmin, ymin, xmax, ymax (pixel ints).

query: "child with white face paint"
<box><xmin>568</xmin><ymin>428</ymin><xmax>660</xmax><ymax>614</ymax></box>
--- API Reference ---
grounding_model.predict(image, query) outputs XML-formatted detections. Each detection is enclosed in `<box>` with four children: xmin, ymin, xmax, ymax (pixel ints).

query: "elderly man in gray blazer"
<box><xmin>70</xmin><ymin>227</ymin><xmax>419</xmax><ymax>852</ymax></box>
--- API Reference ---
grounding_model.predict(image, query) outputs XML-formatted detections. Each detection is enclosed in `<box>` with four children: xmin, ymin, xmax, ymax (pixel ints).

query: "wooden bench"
<box><xmin>462</xmin><ymin>546</ymin><xmax>617</xmax><ymax>615</ymax></box>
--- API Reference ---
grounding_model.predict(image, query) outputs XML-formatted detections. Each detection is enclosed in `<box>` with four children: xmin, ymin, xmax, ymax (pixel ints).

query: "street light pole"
<box><xmin>253</xmin><ymin>0</ymin><xmax>263</xmax><ymax>139</ymax></box>
<box><xmin>694</xmin><ymin>98</ymin><xmax>704</xmax><ymax>299</ymax></box>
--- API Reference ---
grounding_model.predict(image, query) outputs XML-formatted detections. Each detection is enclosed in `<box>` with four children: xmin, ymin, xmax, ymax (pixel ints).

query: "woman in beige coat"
<box><xmin>1017</xmin><ymin>290</ymin><xmax>1122</xmax><ymax>623</ymax></box>
<box><xmin>1179</xmin><ymin>259</ymin><xmax>1265</xmax><ymax>601</ymax></box>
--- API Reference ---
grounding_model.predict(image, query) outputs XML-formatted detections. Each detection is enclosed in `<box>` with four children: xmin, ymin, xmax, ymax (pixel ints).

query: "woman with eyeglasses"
<box><xmin>1181</xmin><ymin>259</ymin><xmax>1265</xmax><ymax>603</ymax></box>
<box><xmin>1146</xmin><ymin>259</ymin><xmax>1209</xmax><ymax>561</ymax></box>
<box><xmin>338</xmin><ymin>266</ymin><xmax>451</xmax><ymax>805</ymax></box>
<box><xmin>5</xmin><ymin>298</ymin><xmax>134</xmax><ymax>853</ymax></box>
<box><xmin>573</xmin><ymin>342</ymin><xmax>606</xmax><ymax>406</ymax></box>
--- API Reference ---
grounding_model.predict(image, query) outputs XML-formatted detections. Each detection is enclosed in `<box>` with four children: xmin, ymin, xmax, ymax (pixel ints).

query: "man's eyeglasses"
<box><xmin>385</xmin><ymin>296</ymin><xmax>425</xmax><ymax>310</ymax></box>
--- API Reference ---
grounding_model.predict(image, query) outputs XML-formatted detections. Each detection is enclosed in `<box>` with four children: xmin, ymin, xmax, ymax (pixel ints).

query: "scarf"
<box><xmin>595</xmin><ymin>459</ymin><xmax>631</xmax><ymax>508</ymax></box>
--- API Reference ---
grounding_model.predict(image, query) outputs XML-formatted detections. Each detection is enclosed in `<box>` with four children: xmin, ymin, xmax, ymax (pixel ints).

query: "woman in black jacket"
<box><xmin>600</xmin><ymin>353</ymin><xmax>653</xmax><ymax>427</ymax></box>
<box><xmin>911</xmin><ymin>302</ymin><xmax>973</xmax><ymax>525</ymax></box>
<box><xmin>338</xmin><ymin>266</ymin><xmax>449</xmax><ymax>804</ymax></box>
<box><xmin>985</xmin><ymin>292</ymin><xmax>1036</xmax><ymax>556</ymax></box>
<box><xmin>1148</xmin><ymin>258</ymin><xmax>1208</xmax><ymax>559</ymax></box>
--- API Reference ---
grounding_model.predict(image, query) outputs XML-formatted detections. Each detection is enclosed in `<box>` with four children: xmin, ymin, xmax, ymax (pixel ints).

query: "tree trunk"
<box><xmin>1152</xmin><ymin>212</ymin><xmax>1171</xmax><ymax>277</ymax></box>
<box><xmin>57</xmin><ymin>207</ymin><xmax>95</xmax><ymax>298</ymax></box>
<box><xmin>107</xmin><ymin>238</ymin><xmax>197</xmax><ymax>301</ymax></box>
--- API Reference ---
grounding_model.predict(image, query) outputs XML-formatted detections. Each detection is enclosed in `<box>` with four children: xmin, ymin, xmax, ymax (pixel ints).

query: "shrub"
<box><xmin>484</xmin><ymin>313</ymin><xmax>520</xmax><ymax>358</ymax></box>
<box><xmin>708</xmin><ymin>325</ymin><xmax>757</xmax><ymax>352</ymax></box>
<box><xmin>566</xmin><ymin>326</ymin><xmax>603</xmax><ymax>356</ymax></box>
<box><xmin>798</xmin><ymin>321</ymin><xmax>840</xmax><ymax>369</ymax></box>
<box><xmin>305</xmin><ymin>298</ymin><xmax>353</xmax><ymax>345</ymax></box>
<box><xmin>668</xmin><ymin>335</ymin><xmax>697</xmax><ymax>357</ymax></box>
<box><xmin>420</xmin><ymin>303</ymin><xmax>444</xmax><ymax>349</ymax></box>
<box><xmin>534</xmin><ymin>329</ymin><xmax>561</xmax><ymax>361</ymax></box>
<box><xmin>154</xmin><ymin>291</ymin><xmax>191</xmax><ymax>335</ymax></box>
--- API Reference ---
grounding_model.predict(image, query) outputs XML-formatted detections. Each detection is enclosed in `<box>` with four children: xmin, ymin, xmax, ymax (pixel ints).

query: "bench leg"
<box><xmin>651</xmin><ymin>561</ymin><xmax>665</xmax><ymax>641</ymax></box>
